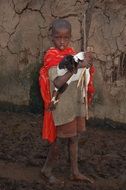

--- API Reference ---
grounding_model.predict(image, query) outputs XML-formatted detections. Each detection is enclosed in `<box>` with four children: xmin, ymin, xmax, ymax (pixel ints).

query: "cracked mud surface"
<box><xmin>0</xmin><ymin>111</ymin><xmax>126</xmax><ymax>190</ymax></box>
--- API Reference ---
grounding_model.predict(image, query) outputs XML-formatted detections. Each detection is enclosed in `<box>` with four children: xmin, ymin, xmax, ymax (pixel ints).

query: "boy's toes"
<box><xmin>49</xmin><ymin>175</ymin><xmax>64</xmax><ymax>185</ymax></box>
<box><xmin>71</xmin><ymin>173</ymin><xmax>94</xmax><ymax>184</ymax></box>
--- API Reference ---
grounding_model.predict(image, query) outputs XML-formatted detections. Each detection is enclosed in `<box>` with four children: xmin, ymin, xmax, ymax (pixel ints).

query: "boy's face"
<box><xmin>52</xmin><ymin>28</ymin><xmax>71</xmax><ymax>50</ymax></box>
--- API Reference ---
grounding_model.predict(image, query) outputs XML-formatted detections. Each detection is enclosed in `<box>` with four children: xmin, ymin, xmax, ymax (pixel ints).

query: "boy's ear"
<box><xmin>69</xmin><ymin>34</ymin><xmax>72</xmax><ymax>42</ymax></box>
<box><xmin>49</xmin><ymin>37</ymin><xmax>54</xmax><ymax>47</ymax></box>
<box><xmin>48</xmin><ymin>34</ymin><xmax>52</xmax><ymax>42</ymax></box>
<box><xmin>48</xmin><ymin>32</ymin><xmax>54</xmax><ymax>45</ymax></box>
<box><xmin>48</xmin><ymin>24</ymin><xmax>53</xmax><ymax>41</ymax></box>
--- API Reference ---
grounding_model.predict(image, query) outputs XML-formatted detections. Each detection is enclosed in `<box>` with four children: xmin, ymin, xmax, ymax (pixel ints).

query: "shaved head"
<box><xmin>51</xmin><ymin>19</ymin><xmax>71</xmax><ymax>36</ymax></box>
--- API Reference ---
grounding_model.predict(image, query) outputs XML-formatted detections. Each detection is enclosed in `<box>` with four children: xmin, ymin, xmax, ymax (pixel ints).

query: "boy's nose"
<box><xmin>61</xmin><ymin>38</ymin><xmax>65</xmax><ymax>43</ymax></box>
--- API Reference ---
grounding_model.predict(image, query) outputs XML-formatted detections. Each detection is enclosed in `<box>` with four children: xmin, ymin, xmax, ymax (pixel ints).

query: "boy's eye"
<box><xmin>54</xmin><ymin>36</ymin><xmax>70</xmax><ymax>41</ymax></box>
<box><xmin>64</xmin><ymin>36</ymin><xmax>69</xmax><ymax>40</ymax></box>
<box><xmin>55</xmin><ymin>36</ymin><xmax>60</xmax><ymax>40</ymax></box>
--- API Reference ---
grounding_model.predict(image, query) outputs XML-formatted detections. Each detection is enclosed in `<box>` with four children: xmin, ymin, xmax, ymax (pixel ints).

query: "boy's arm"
<box><xmin>48</xmin><ymin>67</ymin><xmax>73</xmax><ymax>110</ymax></box>
<box><xmin>53</xmin><ymin>71</ymin><xmax>73</xmax><ymax>89</ymax></box>
<box><xmin>49</xmin><ymin>67</ymin><xmax>73</xmax><ymax>89</ymax></box>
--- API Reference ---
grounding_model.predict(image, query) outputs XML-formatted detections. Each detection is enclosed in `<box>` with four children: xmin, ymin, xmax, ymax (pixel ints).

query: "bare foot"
<box><xmin>71</xmin><ymin>173</ymin><xmax>94</xmax><ymax>184</ymax></box>
<box><xmin>41</xmin><ymin>170</ymin><xmax>64</xmax><ymax>186</ymax></box>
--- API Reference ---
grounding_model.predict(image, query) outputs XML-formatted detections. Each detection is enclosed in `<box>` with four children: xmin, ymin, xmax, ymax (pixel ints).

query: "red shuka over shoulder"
<box><xmin>39</xmin><ymin>47</ymin><xmax>76</xmax><ymax>143</ymax></box>
<box><xmin>88</xmin><ymin>65</ymin><xmax>95</xmax><ymax>104</ymax></box>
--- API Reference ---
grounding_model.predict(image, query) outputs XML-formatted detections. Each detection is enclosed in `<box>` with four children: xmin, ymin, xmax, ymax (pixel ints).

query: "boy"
<box><xmin>39</xmin><ymin>19</ymin><xmax>94</xmax><ymax>184</ymax></box>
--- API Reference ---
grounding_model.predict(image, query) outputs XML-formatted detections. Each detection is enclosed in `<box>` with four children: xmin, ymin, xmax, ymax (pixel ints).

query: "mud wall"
<box><xmin>0</xmin><ymin>0</ymin><xmax>126</xmax><ymax>123</ymax></box>
<box><xmin>88</xmin><ymin>0</ymin><xmax>126</xmax><ymax>124</ymax></box>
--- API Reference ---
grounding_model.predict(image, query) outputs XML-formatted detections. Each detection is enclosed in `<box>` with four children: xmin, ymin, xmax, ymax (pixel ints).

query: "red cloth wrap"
<box><xmin>39</xmin><ymin>47</ymin><xmax>75</xmax><ymax>143</ymax></box>
<box><xmin>88</xmin><ymin>65</ymin><xmax>95</xmax><ymax>104</ymax></box>
<box><xmin>84</xmin><ymin>51</ymin><xmax>95</xmax><ymax>104</ymax></box>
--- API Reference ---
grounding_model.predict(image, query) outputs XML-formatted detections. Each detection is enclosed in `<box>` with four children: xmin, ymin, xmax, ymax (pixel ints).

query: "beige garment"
<box><xmin>49</xmin><ymin>66</ymin><xmax>85</xmax><ymax>126</ymax></box>
<box><xmin>57</xmin><ymin>116</ymin><xmax>86</xmax><ymax>138</ymax></box>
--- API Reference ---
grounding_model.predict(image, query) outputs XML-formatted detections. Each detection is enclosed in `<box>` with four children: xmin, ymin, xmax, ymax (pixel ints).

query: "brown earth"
<box><xmin>0</xmin><ymin>111</ymin><xmax>126</xmax><ymax>190</ymax></box>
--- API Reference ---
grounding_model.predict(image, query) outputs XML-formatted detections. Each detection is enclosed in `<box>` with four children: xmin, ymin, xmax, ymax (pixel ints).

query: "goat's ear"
<box><xmin>68</xmin><ymin>55</ymin><xmax>73</xmax><ymax>61</ymax></box>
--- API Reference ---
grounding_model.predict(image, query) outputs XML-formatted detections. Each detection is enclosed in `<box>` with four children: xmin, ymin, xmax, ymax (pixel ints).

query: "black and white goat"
<box><xmin>49</xmin><ymin>52</ymin><xmax>90</xmax><ymax>111</ymax></box>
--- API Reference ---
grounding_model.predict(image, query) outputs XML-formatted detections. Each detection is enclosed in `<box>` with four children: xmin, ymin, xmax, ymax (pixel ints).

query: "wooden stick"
<box><xmin>83</xmin><ymin>12</ymin><xmax>89</xmax><ymax>120</ymax></box>
<box><xmin>77</xmin><ymin>68</ymin><xmax>86</xmax><ymax>88</ymax></box>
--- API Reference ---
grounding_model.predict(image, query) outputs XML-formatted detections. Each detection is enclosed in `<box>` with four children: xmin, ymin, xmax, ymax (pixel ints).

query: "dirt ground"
<box><xmin>0</xmin><ymin>111</ymin><xmax>126</xmax><ymax>190</ymax></box>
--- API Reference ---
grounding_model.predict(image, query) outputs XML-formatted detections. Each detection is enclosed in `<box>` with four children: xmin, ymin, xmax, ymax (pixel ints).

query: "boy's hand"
<box><xmin>79</xmin><ymin>51</ymin><xmax>93</xmax><ymax>68</ymax></box>
<box><xmin>84</xmin><ymin>51</ymin><xmax>93</xmax><ymax>68</ymax></box>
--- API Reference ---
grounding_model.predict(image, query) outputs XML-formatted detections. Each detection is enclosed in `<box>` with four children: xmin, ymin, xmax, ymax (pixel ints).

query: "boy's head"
<box><xmin>51</xmin><ymin>19</ymin><xmax>71</xmax><ymax>51</ymax></box>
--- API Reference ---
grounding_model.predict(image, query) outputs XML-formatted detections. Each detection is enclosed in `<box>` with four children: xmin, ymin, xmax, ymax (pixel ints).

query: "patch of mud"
<box><xmin>0</xmin><ymin>112</ymin><xmax>126</xmax><ymax>190</ymax></box>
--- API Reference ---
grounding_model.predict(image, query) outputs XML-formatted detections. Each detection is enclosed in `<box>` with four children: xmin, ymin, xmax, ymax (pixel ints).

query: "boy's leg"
<box><xmin>69</xmin><ymin>136</ymin><xmax>79</xmax><ymax>175</ymax></box>
<box><xmin>69</xmin><ymin>136</ymin><xmax>93</xmax><ymax>183</ymax></box>
<box><xmin>41</xmin><ymin>141</ymin><xmax>59</xmax><ymax>177</ymax></box>
<box><xmin>41</xmin><ymin>139</ymin><xmax>64</xmax><ymax>184</ymax></box>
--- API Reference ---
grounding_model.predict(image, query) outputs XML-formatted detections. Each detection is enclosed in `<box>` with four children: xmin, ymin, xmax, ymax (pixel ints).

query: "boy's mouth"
<box><xmin>60</xmin><ymin>45</ymin><xmax>65</xmax><ymax>50</ymax></box>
